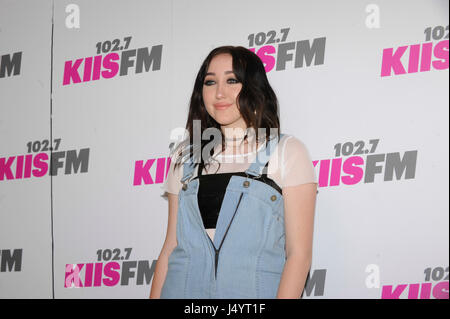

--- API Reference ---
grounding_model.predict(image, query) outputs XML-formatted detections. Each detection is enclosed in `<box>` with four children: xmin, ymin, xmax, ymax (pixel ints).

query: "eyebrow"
<box><xmin>205</xmin><ymin>71</ymin><xmax>235</xmax><ymax>76</ymax></box>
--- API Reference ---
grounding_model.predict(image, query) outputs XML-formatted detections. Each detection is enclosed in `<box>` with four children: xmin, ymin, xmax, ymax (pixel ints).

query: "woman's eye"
<box><xmin>203</xmin><ymin>78</ymin><xmax>239</xmax><ymax>86</ymax></box>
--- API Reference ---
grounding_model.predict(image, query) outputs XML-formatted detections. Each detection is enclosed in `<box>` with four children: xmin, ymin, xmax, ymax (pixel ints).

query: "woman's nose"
<box><xmin>215</xmin><ymin>82</ymin><xmax>225</xmax><ymax>98</ymax></box>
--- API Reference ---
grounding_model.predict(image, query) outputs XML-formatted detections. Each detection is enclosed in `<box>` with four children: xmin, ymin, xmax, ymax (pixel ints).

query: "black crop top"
<box><xmin>193</xmin><ymin>158</ymin><xmax>282</xmax><ymax>229</ymax></box>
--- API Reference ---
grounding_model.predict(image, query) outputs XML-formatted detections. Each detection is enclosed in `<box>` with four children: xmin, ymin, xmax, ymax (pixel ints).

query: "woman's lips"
<box><xmin>213</xmin><ymin>103</ymin><xmax>232</xmax><ymax>110</ymax></box>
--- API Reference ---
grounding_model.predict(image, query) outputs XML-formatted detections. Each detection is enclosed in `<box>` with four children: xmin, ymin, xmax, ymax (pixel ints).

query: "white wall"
<box><xmin>0</xmin><ymin>0</ymin><xmax>448</xmax><ymax>299</ymax></box>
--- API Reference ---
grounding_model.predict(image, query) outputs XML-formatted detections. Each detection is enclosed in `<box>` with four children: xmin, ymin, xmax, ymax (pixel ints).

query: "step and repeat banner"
<box><xmin>0</xmin><ymin>0</ymin><xmax>448</xmax><ymax>299</ymax></box>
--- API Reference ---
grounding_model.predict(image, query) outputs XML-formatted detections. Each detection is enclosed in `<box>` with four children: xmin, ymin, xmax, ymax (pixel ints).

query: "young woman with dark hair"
<box><xmin>150</xmin><ymin>46</ymin><xmax>318</xmax><ymax>299</ymax></box>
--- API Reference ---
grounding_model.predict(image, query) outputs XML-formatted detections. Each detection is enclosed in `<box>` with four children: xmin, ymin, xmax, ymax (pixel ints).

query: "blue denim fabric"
<box><xmin>161</xmin><ymin>134</ymin><xmax>286</xmax><ymax>298</ymax></box>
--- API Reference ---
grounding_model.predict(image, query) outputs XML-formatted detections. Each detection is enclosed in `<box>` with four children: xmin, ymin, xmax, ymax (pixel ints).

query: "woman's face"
<box><xmin>202</xmin><ymin>54</ymin><xmax>246</xmax><ymax>133</ymax></box>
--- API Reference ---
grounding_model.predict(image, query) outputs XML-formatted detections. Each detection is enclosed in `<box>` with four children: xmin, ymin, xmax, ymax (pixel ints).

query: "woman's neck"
<box><xmin>222</xmin><ymin>127</ymin><xmax>247</xmax><ymax>142</ymax></box>
<box><xmin>218</xmin><ymin>127</ymin><xmax>261</xmax><ymax>157</ymax></box>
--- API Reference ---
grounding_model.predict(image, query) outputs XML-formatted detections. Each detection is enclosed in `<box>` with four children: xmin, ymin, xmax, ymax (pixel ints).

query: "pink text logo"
<box><xmin>246</xmin><ymin>28</ymin><xmax>326</xmax><ymax>72</ymax></box>
<box><xmin>0</xmin><ymin>148</ymin><xmax>89</xmax><ymax>182</ymax></box>
<box><xmin>313</xmin><ymin>150</ymin><xmax>417</xmax><ymax>187</ymax></box>
<box><xmin>381</xmin><ymin>281</ymin><xmax>448</xmax><ymax>299</ymax></box>
<box><xmin>64</xmin><ymin>260</ymin><xmax>156</xmax><ymax>288</ymax></box>
<box><xmin>63</xmin><ymin>43</ymin><xmax>162</xmax><ymax>86</ymax></box>
<box><xmin>133</xmin><ymin>156</ymin><xmax>170</xmax><ymax>186</ymax></box>
<box><xmin>381</xmin><ymin>32</ymin><xmax>448</xmax><ymax>77</ymax></box>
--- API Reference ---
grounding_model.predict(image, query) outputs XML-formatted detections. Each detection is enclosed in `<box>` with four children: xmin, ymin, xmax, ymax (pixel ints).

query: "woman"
<box><xmin>150</xmin><ymin>46</ymin><xmax>318</xmax><ymax>299</ymax></box>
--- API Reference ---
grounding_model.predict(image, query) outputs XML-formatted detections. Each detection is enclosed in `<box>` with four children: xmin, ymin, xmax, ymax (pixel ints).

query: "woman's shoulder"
<box><xmin>277</xmin><ymin>133</ymin><xmax>311</xmax><ymax>157</ymax></box>
<box><xmin>280</xmin><ymin>133</ymin><xmax>317</xmax><ymax>186</ymax></box>
<box><xmin>265</xmin><ymin>133</ymin><xmax>317</xmax><ymax>187</ymax></box>
<box><xmin>161</xmin><ymin>141</ymin><xmax>188</xmax><ymax>197</ymax></box>
<box><xmin>267</xmin><ymin>133</ymin><xmax>308</xmax><ymax>168</ymax></box>
<box><xmin>169</xmin><ymin>138</ymin><xmax>192</xmax><ymax>165</ymax></box>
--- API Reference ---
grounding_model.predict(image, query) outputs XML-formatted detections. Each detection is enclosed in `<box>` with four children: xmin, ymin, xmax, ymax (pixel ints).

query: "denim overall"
<box><xmin>161</xmin><ymin>134</ymin><xmax>286</xmax><ymax>299</ymax></box>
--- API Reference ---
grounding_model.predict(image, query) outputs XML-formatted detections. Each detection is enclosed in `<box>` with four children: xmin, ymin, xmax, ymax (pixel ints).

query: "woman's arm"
<box><xmin>149</xmin><ymin>193</ymin><xmax>179</xmax><ymax>298</ymax></box>
<box><xmin>276</xmin><ymin>182</ymin><xmax>317</xmax><ymax>299</ymax></box>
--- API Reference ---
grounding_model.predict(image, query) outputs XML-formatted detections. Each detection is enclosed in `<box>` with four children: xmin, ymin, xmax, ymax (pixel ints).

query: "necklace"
<box><xmin>224</xmin><ymin>135</ymin><xmax>246</xmax><ymax>142</ymax></box>
<box><xmin>224</xmin><ymin>135</ymin><xmax>247</xmax><ymax>147</ymax></box>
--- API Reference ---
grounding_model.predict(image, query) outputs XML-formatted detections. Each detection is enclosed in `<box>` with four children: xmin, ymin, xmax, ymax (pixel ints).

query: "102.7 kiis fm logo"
<box><xmin>62</xmin><ymin>35</ymin><xmax>162</xmax><ymax>86</ymax></box>
<box><xmin>381</xmin><ymin>24</ymin><xmax>448</xmax><ymax>77</ymax></box>
<box><xmin>247</xmin><ymin>27</ymin><xmax>326</xmax><ymax>72</ymax></box>
<box><xmin>0</xmin><ymin>138</ymin><xmax>89</xmax><ymax>182</ymax></box>
<box><xmin>64</xmin><ymin>248</ymin><xmax>156</xmax><ymax>288</ymax></box>
<box><xmin>381</xmin><ymin>265</ymin><xmax>449</xmax><ymax>299</ymax></box>
<box><xmin>314</xmin><ymin>139</ymin><xmax>417</xmax><ymax>187</ymax></box>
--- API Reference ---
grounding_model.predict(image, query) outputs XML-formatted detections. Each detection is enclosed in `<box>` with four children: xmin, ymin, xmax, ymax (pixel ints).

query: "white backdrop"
<box><xmin>0</xmin><ymin>0</ymin><xmax>448</xmax><ymax>299</ymax></box>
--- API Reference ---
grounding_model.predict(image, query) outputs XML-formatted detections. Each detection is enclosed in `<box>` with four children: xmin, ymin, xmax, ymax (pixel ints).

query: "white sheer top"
<box><xmin>161</xmin><ymin>134</ymin><xmax>318</xmax><ymax>241</ymax></box>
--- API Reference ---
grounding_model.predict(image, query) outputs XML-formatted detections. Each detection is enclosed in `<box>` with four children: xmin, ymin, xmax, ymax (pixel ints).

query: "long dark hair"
<box><xmin>171</xmin><ymin>45</ymin><xmax>280</xmax><ymax>173</ymax></box>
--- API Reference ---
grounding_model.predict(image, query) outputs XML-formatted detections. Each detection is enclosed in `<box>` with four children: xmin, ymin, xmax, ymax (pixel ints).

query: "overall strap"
<box><xmin>245</xmin><ymin>133</ymin><xmax>284</xmax><ymax>177</ymax></box>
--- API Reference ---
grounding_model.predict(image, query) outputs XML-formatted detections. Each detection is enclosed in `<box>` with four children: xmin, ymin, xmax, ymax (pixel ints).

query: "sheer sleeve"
<box><xmin>281</xmin><ymin>136</ymin><xmax>317</xmax><ymax>188</ymax></box>
<box><xmin>161</xmin><ymin>151</ymin><xmax>184</xmax><ymax>197</ymax></box>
